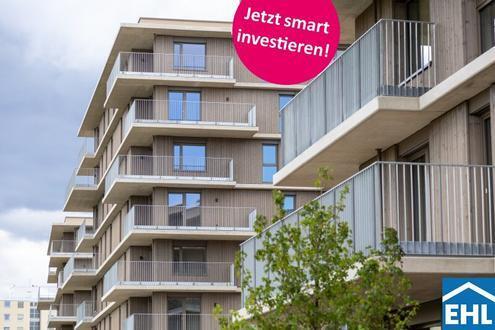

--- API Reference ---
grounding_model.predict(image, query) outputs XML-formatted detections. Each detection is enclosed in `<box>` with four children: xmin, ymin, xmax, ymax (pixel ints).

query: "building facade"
<box><xmin>241</xmin><ymin>0</ymin><xmax>495</xmax><ymax>328</ymax></box>
<box><xmin>40</xmin><ymin>18</ymin><xmax>318</xmax><ymax>330</ymax></box>
<box><xmin>0</xmin><ymin>300</ymin><xmax>48</xmax><ymax>330</ymax></box>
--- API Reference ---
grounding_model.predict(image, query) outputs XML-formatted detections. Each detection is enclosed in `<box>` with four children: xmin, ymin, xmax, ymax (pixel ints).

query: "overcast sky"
<box><xmin>0</xmin><ymin>0</ymin><xmax>237</xmax><ymax>299</ymax></box>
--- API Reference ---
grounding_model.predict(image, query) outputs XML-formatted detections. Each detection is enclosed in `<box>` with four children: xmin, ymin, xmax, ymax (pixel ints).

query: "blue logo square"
<box><xmin>443</xmin><ymin>278</ymin><xmax>495</xmax><ymax>329</ymax></box>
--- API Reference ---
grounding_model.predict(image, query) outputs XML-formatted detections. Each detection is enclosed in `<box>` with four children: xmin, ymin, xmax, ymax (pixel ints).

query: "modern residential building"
<box><xmin>0</xmin><ymin>299</ymin><xmax>49</xmax><ymax>330</ymax></box>
<box><xmin>241</xmin><ymin>0</ymin><xmax>495</xmax><ymax>328</ymax></box>
<box><xmin>40</xmin><ymin>17</ymin><xmax>319</xmax><ymax>330</ymax></box>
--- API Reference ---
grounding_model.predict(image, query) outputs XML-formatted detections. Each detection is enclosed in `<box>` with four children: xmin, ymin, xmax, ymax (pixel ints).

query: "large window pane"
<box><xmin>173</xmin><ymin>144</ymin><xmax>206</xmax><ymax>171</ymax></box>
<box><xmin>262</xmin><ymin>144</ymin><xmax>278</xmax><ymax>183</ymax></box>
<box><xmin>173</xmin><ymin>42</ymin><xmax>206</xmax><ymax>70</ymax></box>
<box><xmin>168</xmin><ymin>91</ymin><xmax>201</xmax><ymax>121</ymax></box>
<box><xmin>283</xmin><ymin>195</ymin><xmax>296</xmax><ymax>213</ymax></box>
<box><xmin>168</xmin><ymin>193</ymin><xmax>201</xmax><ymax>226</ymax></box>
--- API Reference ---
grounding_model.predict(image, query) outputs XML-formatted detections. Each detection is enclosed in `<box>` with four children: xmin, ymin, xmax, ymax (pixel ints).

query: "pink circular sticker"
<box><xmin>233</xmin><ymin>0</ymin><xmax>340</xmax><ymax>85</ymax></box>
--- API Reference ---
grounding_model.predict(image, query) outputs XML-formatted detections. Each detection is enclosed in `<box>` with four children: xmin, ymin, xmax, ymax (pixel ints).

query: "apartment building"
<box><xmin>0</xmin><ymin>300</ymin><xmax>48</xmax><ymax>330</ymax></box>
<box><xmin>241</xmin><ymin>0</ymin><xmax>495</xmax><ymax>328</ymax></box>
<box><xmin>40</xmin><ymin>17</ymin><xmax>319</xmax><ymax>330</ymax></box>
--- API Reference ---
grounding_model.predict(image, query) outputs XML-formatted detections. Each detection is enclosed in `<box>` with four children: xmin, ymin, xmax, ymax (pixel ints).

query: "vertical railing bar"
<box><xmin>489</xmin><ymin>167</ymin><xmax>493</xmax><ymax>245</ymax></box>
<box><xmin>410</xmin><ymin>164</ymin><xmax>415</xmax><ymax>242</ymax></box>
<box><xmin>460</xmin><ymin>167</ymin><xmax>465</xmax><ymax>244</ymax></box>
<box><xmin>481</xmin><ymin>167</ymin><xmax>486</xmax><ymax>244</ymax></box>
<box><xmin>453</xmin><ymin>166</ymin><xmax>458</xmax><ymax>244</ymax></box>
<box><xmin>430</xmin><ymin>165</ymin><xmax>435</xmax><ymax>242</ymax></box>
<box><xmin>474</xmin><ymin>167</ymin><xmax>479</xmax><ymax>244</ymax></box>
<box><xmin>446</xmin><ymin>166</ymin><xmax>451</xmax><ymax>244</ymax></box>
<box><xmin>418</xmin><ymin>164</ymin><xmax>422</xmax><ymax>242</ymax></box>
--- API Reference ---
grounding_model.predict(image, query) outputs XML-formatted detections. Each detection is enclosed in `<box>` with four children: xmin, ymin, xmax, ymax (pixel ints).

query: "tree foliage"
<box><xmin>215</xmin><ymin>183</ymin><xmax>418</xmax><ymax>329</ymax></box>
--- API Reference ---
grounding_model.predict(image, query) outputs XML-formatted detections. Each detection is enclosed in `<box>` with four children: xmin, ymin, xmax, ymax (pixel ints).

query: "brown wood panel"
<box><xmin>201</xmin><ymin>293</ymin><xmax>241</xmax><ymax>314</ymax></box>
<box><xmin>429</xmin><ymin>103</ymin><xmax>470</xmax><ymax>164</ymax></box>
<box><xmin>430</xmin><ymin>0</ymin><xmax>468</xmax><ymax>82</ymax></box>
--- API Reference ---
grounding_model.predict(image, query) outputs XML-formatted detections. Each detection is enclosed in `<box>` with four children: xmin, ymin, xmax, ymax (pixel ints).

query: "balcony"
<box><xmin>47</xmin><ymin>267</ymin><xmax>58</xmax><ymax>283</ymax></box>
<box><xmin>103</xmin><ymin>261</ymin><xmax>238</xmax><ymax>303</ymax></box>
<box><xmin>242</xmin><ymin>162</ymin><xmax>495</xmax><ymax>304</ymax></box>
<box><xmin>122</xmin><ymin>205</ymin><xmax>256</xmax><ymax>240</ymax></box>
<box><xmin>106</xmin><ymin>52</ymin><xmax>235</xmax><ymax>110</ymax></box>
<box><xmin>37</xmin><ymin>286</ymin><xmax>57</xmax><ymax>310</ymax></box>
<box><xmin>48</xmin><ymin>304</ymin><xmax>77</xmax><ymax>327</ymax></box>
<box><xmin>120</xmin><ymin>99</ymin><xmax>258</xmax><ymax>147</ymax></box>
<box><xmin>104</xmin><ymin>155</ymin><xmax>235</xmax><ymax>204</ymax></box>
<box><xmin>277</xmin><ymin>19</ymin><xmax>439</xmax><ymax>186</ymax></box>
<box><xmin>75</xmin><ymin>301</ymin><xmax>95</xmax><ymax>329</ymax></box>
<box><xmin>123</xmin><ymin>313</ymin><xmax>228</xmax><ymax>330</ymax></box>
<box><xmin>78</xmin><ymin>137</ymin><xmax>96</xmax><ymax>169</ymax></box>
<box><xmin>49</xmin><ymin>240</ymin><xmax>75</xmax><ymax>267</ymax></box>
<box><xmin>59</xmin><ymin>255</ymin><xmax>97</xmax><ymax>291</ymax></box>
<box><xmin>75</xmin><ymin>221</ymin><xmax>95</xmax><ymax>252</ymax></box>
<box><xmin>64</xmin><ymin>167</ymin><xmax>102</xmax><ymax>212</ymax></box>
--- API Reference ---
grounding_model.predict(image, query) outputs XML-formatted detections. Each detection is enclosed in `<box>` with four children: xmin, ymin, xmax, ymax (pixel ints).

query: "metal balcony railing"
<box><xmin>241</xmin><ymin>162</ymin><xmax>495</xmax><ymax>305</ymax></box>
<box><xmin>123</xmin><ymin>313</ymin><xmax>229</xmax><ymax>330</ymax></box>
<box><xmin>77</xmin><ymin>137</ymin><xmax>95</xmax><ymax>163</ymax></box>
<box><xmin>66</xmin><ymin>167</ymin><xmax>99</xmax><ymax>198</ymax></box>
<box><xmin>48</xmin><ymin>304</ymin><xmax>77</xmax><ymax>319</ymax></box>
<box><xmin>105</xmin><ymin>155</ymin><xmax>234</xmax><ymax>194</ymax></box>
<box><xmin>281</xmin><ymin>19</ymin><xmax>437</xmax><ymax>165</ymax></box>
<box><xmin>107</xmin><ymin>52</ymin><xmax>234</xmax><ymax>96</ymax></box>
<box><xmin>122</xmin><ymin>99</ymin><xmax>256</xmax><ymax>136</ymax></box>
<box><xmin>50</xmin><ymin>240</ymin><xmax>75</xmax><ymax>254</ymax></box>
<box><xmin>62</xmin><ymin>256</ymin><xmax>97</xmax><ymax>285</ymax></box>
<box><xmin>38</xmin><ymin>286</ymin><xmax>57</xmax><ymax>301</ymax></box>
<box><xmin>76</xmin><ymin>301</ymin><xmax>95</xmax><ymax>325</ymax></box>
<box><xmin>122</xmin><ymin>205</ymin><xmax>256</xmax><ymax>236</ymax></box>
<box><xmin>57</xmin><ymin>270</ymin><xmax>64</xmax><ymax>288</ymax></box>
<box><xmin>103</xmin><ymin>261</ymin><xmax>236</xmax><ymax>296</ymax></box>
<box><xmin>76</xmin><ymin>221</ymin><xmax>94</xmax><ymax>247</ymax></box>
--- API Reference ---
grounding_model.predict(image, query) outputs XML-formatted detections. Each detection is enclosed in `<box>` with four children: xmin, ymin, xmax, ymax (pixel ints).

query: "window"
<box><xmin>17</xmin><ymin>314</ymin><xmax>23</xmax><ymax>321</ymax></box>
<box><xmin>279</xmin><ymin>94</ymin><xmax>294</xmax><ymax>132</ymax></box>
<box><xmin>173</xmin><ymin>242</ymin><xmax>206</xmax><ymax>275</ymax></box>
<box><xmin>168</xmin><ymin>192</ymin><xmax>201</xmax><ymax>226</ymax></box>
<box><xmin>173</xmin><ymin>42</ymin><xmax>206</xmax><ymax>70</ymax></box>
<box><xmin>279</xmin><ymin>94</ymin><xmax>294</xmax><ymax>111</ymax></box>
<box><xmin>283</xmin><ymin>195</ymin><xmax>296</xmax><ymax>213</ymax></box>
<box><xmin>29</xmin><ymin>307</ymin><xmax>39</xmax><ymax>319</ymax></box>
<box><xmin>4</xmin><ymin>314</ymin><xmax>9</xmax><ymax>321</ymax></box>
<box><xmin>4</xmin><ymin>327</ymin><xmax>9</xmax><ymax>330</ymax></box>
<box><xmin>480</xmin><ymin>1</ymin><xmax>495</xmax><ymax>53</ymax></box>
<box><xmin>262</xmin><ymin>144</ymin><xmax>278</xmax><ymax>183</ymax></box>
<box><xmin>167</xmin><ymin>297</ymin><xmax>200</xmax><ymax>330</ymax></box>
<box><xmin>168</xmin><ymin>91</ymin><xmax>201</xmax><ymax>121</ymax></box>
<box><xmin>4</xmin><ymin>301</ymin><xmax>10</xmax><ymax>308</ymax></box>
<box><xmin>17</xmin><ymin>302</ymin><xmax>23</xmax><ymax>309</ymax></box>
<box><xmin>173</xmin><ymin>143</ymin><xmax>206</xmax><ymax>172</ymax></box>
<box><xmin>16</xmin><ymin>328</ymin><xmax>23</xmax><ymax>330</ymax></box>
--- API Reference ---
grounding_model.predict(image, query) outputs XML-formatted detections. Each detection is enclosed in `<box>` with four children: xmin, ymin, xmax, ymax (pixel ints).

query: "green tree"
<box><xmin>215</xmin><ymin>185</ymin><xmax>418</xmax><ymax>329</ymax></box>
